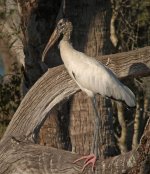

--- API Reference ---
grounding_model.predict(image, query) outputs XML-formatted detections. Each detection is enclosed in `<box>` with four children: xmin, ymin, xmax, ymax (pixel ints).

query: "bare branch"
<box><xmin>117</xmin><ymin>103</ymin><xmax>128</xmax><ymax>153</ymax></box>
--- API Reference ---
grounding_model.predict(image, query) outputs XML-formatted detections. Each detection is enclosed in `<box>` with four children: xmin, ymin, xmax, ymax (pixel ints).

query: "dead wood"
<box><xmin>0</xmin><ymin>46</ymin><xmax>150</xmax><ymax>174</ymax></box>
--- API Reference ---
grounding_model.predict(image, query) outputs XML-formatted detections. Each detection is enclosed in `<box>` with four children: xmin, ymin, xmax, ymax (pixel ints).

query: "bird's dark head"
<box><xmin>56</xmin><ymin>18</ymin><xmax>73</xmax><ymax>35</ymax></box>
<box><xmin>42</xmin><ymin>19</ymin><xmax>72</xmax><ymax>61</ymax></box>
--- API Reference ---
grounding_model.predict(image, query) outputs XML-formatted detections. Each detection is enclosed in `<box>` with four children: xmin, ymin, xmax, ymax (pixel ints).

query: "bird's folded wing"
<box><xmin>70</xmin><ymin>55</ymin><xmax>135</xmax><ymax>107</ymax></box>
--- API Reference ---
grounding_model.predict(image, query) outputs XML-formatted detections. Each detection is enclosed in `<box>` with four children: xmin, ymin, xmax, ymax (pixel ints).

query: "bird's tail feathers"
<box><xmin>122</xmin><ymin>85</ymin><xmax>136</xmax><ymax>107</ymax></box>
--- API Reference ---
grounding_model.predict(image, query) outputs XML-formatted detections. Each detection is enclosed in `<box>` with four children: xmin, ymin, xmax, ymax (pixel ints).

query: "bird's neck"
<box><xmin>59</xmin><ymin>39</ymin><xmax>74</xmax><ymax>65</ymax></box>
<box><xmin>59</xmin><ymin>39</ymin><xmax>73</xmax><ymax>53</ymax></box>
<box><xmin>62</xmin><ymin>33</ymin><xmax>70</xmax><ymax>41</ymax></box>
<box><xmin>59</xmin><ymin>29</ymin><xmax>74</xmax><ymax>66</ymax></box>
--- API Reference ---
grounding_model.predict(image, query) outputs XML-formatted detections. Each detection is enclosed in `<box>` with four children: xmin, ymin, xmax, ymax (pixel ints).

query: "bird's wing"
<box><xmin>70</xmin><ymin>51</ymin><xmax>135</xmax><ymax>107</ymax></box>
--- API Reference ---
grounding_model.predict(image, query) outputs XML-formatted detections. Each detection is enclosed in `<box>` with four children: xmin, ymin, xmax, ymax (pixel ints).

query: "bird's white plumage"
<box><xmin>42</xmin><ymin>19</ymin><xmax>136</xmax><ymax>169</ymax></box>
<box><xmin>60</xmin><ymin>40</ymin><xmax>135</xmax><ymax>107</ymax></box>
<box><xmin>42</xmin><ymin>19</ymin><xmax>135</xmax><ymax>107</ymax></box>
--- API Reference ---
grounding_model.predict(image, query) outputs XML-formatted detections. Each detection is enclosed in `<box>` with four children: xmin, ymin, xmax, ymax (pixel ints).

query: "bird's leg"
<box><xmin>73</xmin><ymin>96</ymin><xmax>100</xmax><ymax>172</ymax></box>
<box><xmin>91</xmin><ymin>96</ymin><xmax>100</xmax><ymax>157</ymax></box>
<box><xmin>105</xmin><ymin>57</ymin><xmax>111</xmax><ymax>66</ymax></box>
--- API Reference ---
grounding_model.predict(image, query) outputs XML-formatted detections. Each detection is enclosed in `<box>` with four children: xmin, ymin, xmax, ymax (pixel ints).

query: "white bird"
<box><xmin>42</xmin><ymin>18</ymin><xmax>135</xmax><ymax>172</ymax></box>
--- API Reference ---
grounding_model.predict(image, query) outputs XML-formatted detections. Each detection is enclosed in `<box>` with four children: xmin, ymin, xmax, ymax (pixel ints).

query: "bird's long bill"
<box><xmin>42</xmin><ymin>29</ymin><xmax>60</xmax><ymax>61</ymax></box>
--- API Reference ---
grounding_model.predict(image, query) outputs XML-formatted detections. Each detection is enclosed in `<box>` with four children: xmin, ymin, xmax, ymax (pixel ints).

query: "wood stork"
<box><xmin>42</xmin><ymin>19</ymin><xmax>135</xmax><ymax>172</ymax></box>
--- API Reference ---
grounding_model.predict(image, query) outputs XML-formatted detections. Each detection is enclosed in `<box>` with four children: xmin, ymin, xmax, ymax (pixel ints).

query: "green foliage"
<box><xmin>0</xmin><ymin>0</ymin><xmax>6</xmax><ymax>19</ymax></box>
<box><xmin>0</xmin><ymin>63</ymin><xmax>22</xmax><ymax>138</ymax></box>
<box><xmin>0</xmin><ymin>11</ymin><xmax>5</xmax><ymax>19</ymax></box>
<box><xmin>116</xmin><ymin>0</ymin><xmax>150</xmax><ymax>50</ymax></box>
<box><xmin>0</xmin><ymin>63</ymin><xmax>21</xmax><ymax>116</ymax></box>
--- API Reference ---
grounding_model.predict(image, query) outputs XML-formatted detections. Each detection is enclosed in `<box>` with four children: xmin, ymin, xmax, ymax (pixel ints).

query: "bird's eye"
<box><xmin>59</xmin><ymin>22</ymin><xmax>65</xmax><ymax>28</ymax></box>
<box><xmin>57</xmin><ymin>23</ymin><xmax>65</xmax><ymax>32</ymax></box>
<box><xmin>59</xmin><ymin>22</ymin><xmax>63</xmax><ymax>26</ymax></box>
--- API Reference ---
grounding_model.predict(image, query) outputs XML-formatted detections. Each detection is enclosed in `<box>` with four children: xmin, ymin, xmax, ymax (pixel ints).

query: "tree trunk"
<box><xmin>65</xmin><ymin>0</ymin><xmax>118</xmax><ymax>158</ymax></box>
<box><xmin>18</xmin><ymin>0</ymin><xmax>71</xmax><ymax>149</ymax></box>
<box><xmin>0</xmin><ymin>0</ymin><xmax>24</xmax><ymax>67</ymax></box>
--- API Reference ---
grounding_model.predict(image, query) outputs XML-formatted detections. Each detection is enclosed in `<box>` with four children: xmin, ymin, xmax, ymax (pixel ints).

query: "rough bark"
<box><xmin>0</xmin><ymin>46</ymin><xmax>150</xmax><ymax>173</ymax></box>
<box><xmin>0</xmin><ymin>0</ymin><xmax>24</xmax><ymax>67</ymax></box>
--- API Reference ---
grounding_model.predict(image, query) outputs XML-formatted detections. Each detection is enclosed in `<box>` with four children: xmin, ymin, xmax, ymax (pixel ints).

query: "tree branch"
<box><xmin>0</xmin><ymin>46</ymin><xmax>150</xmax><ymax>173</ymax></box>
<box><xmin>98</xmin><ymin>46</ymin><xmax>150</xmax><ymax>79</ymax></box>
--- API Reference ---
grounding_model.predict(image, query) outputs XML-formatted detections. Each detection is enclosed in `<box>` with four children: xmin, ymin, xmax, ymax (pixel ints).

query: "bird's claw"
<box><xmin>73</xmin><ymin>154</ymin><xmax>97</xmax><ymax>172</ymax></box>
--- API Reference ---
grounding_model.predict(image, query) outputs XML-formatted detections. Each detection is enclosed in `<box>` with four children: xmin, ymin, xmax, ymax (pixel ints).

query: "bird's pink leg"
<box><xmin>73</xmin><ymin>154</ymin><xmax>97</xmax><ymax>172</ymax></box>
<box><xmin>73</xmin><ymin>97</ymin><xmax>99</xmax><ymax>172</ymax></box>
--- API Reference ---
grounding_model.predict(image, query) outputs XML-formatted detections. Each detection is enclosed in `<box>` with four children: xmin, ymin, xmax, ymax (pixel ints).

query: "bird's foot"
<box><xmin>73</xmin><ymin>154</ymin><xmax>97</xmax><ymax>172</ymax></box>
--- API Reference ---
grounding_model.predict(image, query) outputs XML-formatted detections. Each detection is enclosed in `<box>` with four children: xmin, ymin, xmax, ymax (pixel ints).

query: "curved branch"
<box><xmin>98</xmin><ymin>46</ymin><xmax>150</xmax><ymax>78</ymax></box>
<box><xmin>0</xmin><ymin>46</ymin><xmax>150</xmax><ymax>174</ymax></box>
<box><xmin>1</xmin><ymin>46</ymin><xmax>150</xmax><ymax>142</ymax></box>
<box><xmin>2</xmin><ymin>65</ymin><xmax>79</xmax><ymax>141</ymax></box>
